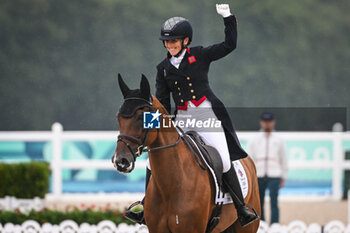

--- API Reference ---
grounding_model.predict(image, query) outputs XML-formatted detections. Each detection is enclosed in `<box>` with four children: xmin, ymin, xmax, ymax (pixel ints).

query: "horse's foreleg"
<box><xmin>145</xmin><ymin>184</ymin><xmax>171</xmax><ymax>233</ymax></box>
<box><xmin>168</xmin><ymin>216</ymin><xmax>207</xmax><ymax>233</ymax></box>
<box><xmin>211</xmin><ymin>204</ymin><xmax>236</xmax><ymax>233</ymax></box>
<box><xmin>146</xmin><ymin>207</ymin><xmax>170</xmax><ymax>233</ymax></box>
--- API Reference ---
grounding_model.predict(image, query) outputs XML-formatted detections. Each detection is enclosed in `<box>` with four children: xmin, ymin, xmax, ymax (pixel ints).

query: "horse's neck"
<box><xmin>148</xmin><ymin>126</ymin><xmax>185</xmax><ymax>191</ymax></box>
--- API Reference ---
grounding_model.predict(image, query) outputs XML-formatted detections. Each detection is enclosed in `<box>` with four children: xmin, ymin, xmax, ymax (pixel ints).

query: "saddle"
<box><xmin>181</xmin><ymin>130</ymin><xmax>224</xmax><ymax>187</ymax></box>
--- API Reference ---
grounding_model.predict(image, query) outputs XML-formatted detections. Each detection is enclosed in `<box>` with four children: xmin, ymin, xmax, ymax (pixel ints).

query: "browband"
<box><xmin>124</xmin><ymin>97</ymin><xmax>153</xmax><ymax>106</ymax></box>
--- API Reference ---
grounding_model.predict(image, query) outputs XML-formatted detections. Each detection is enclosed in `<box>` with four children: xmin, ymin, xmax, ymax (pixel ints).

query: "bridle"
<box><xmin>115</xmin><ymin>97</ymin><xmax>182</xmax><ymax>169</ymax></box>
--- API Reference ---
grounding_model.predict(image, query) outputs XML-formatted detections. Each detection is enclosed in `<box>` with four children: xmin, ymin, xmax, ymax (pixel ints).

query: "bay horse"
<box><xmin>112</xmin><ymin>74</ymin><xmax>261</xmax><ymax>233</ymax></box>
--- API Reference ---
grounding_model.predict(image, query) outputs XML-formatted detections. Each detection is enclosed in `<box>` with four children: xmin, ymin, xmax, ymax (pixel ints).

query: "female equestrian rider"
<box><xmin>125</xmin><ymin>4</ymin><xmax>259</xmax><ymax>227</ymax></box>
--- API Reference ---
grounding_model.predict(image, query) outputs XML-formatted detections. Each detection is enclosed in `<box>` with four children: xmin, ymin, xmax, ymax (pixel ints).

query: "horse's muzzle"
<box><xmin>113</xmin><ymin>153</ymin><xmax>134</xmax><ymax>173</ymax></box>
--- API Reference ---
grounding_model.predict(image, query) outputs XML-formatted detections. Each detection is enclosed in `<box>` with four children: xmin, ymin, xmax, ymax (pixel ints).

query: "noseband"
<box><xmin>114</xmin><ymin>97</ymin><xmax>182</xmax><ymax>170</ymax></box>
<box><xmin>117</xmin><ymin>133</ymin><xmax>147</xmax><ymax>171</ymax></box>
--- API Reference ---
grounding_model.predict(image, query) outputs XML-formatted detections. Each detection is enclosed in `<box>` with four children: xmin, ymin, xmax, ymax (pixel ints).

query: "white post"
<box><xmin>332</xmin><ymin>130</ymin><xmax>343</xmax><ymax>200</ymax></box>
<box><xmin>51</xmin><ymin>122</ymin><xmax>63</xmax><ymax>198</ymax></box>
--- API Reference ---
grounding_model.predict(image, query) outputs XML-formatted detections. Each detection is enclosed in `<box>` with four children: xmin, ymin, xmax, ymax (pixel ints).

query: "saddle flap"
<box><xmin>185</xmin><ymin>130</ymin><xmax>223</xmax><ymax>187</ymax></box>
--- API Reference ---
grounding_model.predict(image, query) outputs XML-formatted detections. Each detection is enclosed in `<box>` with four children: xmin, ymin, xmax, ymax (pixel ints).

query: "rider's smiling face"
<box><xmin>164</xmin><ymin>37</ymin><xmax>189</xmax><ymax>56</ymax></box>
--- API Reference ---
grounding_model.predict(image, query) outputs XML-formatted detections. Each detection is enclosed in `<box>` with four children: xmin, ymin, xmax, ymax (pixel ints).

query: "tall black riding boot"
<box><xmin>222</xmin><ymin>165</ymin><xmax>259</xmax><ymax>227</ymax></box>
<box><xmin>124</xmin><ymin>168</ymin><xmax>151</xmax><ymax>224</ymax></box>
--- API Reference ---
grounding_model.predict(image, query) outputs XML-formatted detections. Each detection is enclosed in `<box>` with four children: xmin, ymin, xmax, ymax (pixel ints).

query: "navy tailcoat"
<box><xmin>155</xmin><ymin>15</ymin><xmax>247</xmax><ymax>161</ymax></box>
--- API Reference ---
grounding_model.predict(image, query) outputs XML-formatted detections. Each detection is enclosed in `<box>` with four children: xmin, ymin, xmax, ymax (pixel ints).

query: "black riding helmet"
<box><xmin>160</xmin><ymin>17</ymin><xmax>193</xmax><ymax>57</ymax></box>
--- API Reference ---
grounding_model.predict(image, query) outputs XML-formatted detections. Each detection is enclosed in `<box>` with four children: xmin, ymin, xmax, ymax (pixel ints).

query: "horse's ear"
<box><xmin>140</xmin><ymin>74</ymin><xmax>150</xmax><ymax>99</ymax></box>
<box><xmin>118</xmin><ymin>73</ymin><xmax>130</xmax><ymax>98</ymax></box>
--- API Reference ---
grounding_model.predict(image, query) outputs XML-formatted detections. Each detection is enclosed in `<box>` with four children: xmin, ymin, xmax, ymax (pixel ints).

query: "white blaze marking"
<box><xmin>176</xmin><ymin>215</ymin><xmax>179</xmax><ymax>225</ymax></box>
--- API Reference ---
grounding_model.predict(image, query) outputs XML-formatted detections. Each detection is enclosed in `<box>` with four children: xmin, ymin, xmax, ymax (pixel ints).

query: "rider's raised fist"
<box><xmin>216</xmin><ymin>4</ymin><xmax>232</xmax><ymax>18</ymax></box>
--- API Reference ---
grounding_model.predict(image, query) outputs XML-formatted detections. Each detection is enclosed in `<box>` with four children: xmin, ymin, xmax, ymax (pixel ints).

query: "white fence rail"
<box><xmin>1</xmin><ymin>220</ymin><xmax>349</xmax><ymax>233</ymax></box>
<box><xmin>1</xmin><ymin>123</ymin><xmax>350</xmax><ymax>200</ymax></box>
<box><xmin>0</xmin><ymin>196</ymin><xmax>44</xmax><ymax>213</ymax></box>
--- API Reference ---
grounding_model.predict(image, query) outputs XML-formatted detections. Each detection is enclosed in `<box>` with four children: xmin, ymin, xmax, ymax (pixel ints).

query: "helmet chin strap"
<box><xmin>174</xmin><ymin>39</ymin><xmax>187</xmax><ymax>57</ymax></box>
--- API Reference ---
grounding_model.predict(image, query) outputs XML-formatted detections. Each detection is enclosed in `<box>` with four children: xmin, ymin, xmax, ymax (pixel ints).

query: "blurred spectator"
<box><xmin>247</xmin><ymin>112</ymin><xmax>288</xmax><ymax>224</ymax></box>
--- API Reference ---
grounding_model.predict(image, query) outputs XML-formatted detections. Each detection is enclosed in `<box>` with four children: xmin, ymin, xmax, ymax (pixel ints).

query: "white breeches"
<box><xmin>147</xmin><ymin>99</ymin><xmax>232</xmax><ymax>173</ymax></box>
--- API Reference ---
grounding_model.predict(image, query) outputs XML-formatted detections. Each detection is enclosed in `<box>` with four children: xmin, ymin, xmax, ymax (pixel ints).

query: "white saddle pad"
<box><xmin>185</xmin><ymin>134</ymin><xmax>249</xmax><ymax>205</ymax></box>
<box><xmin>215</xmin><ymin>161</ymin><xmax>249</xmax><ymax>205</ymax></box>
<box><xmin>195</xmin><ymin>153</ymin><xmax>249</xmax><ymax>204</ymax></box>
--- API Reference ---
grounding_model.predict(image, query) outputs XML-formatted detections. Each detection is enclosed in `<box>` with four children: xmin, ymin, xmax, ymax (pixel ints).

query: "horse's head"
<box><xmin>112</xmin><ymin>74</ymin><xmax>157</xmax><ymax>173</ymax></box>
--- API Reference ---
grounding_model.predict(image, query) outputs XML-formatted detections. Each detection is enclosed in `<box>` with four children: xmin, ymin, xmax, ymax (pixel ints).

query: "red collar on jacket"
<box><xmin>177</xmin><ymin>96</ymin><xmax>207</xmax><ymax>110</ymax></box>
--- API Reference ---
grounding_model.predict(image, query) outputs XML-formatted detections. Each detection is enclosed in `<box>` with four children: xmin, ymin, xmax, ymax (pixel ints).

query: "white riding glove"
<box><xmin>216</xmin><ymin>4</ymin><xmax>232</xmax><ymax>18</ymax></box>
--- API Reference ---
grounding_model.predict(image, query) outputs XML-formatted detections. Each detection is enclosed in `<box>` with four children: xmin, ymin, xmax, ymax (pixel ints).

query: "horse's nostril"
<box><xmin>121</xmin><ymin>158</ymin><xmax>129</xmax><ymax>165</ymax></box>
<box><xmin>117</xmin><ymin>157</ymin><xmax>130</xmax><ymax>168</ymax></box>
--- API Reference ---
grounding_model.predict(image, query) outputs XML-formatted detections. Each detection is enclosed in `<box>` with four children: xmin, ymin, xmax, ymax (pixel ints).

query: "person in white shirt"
<box><xmin>247</xmin><ymin>112</ymin><xmax>288</xmax><ymax>224</ymax></box>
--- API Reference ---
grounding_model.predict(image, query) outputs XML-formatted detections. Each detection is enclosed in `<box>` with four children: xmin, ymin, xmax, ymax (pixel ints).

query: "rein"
<box><xmin>117</xmin><ymin>129</ymin><xmax>182</xmax><ymax>159</ymax></box>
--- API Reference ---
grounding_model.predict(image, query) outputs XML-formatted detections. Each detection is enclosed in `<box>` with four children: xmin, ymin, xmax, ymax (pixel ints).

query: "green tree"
<box><xmin>1</xmin><ymin>0</ymin><xmax>349</xmax><ymax>130</ymax></box>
